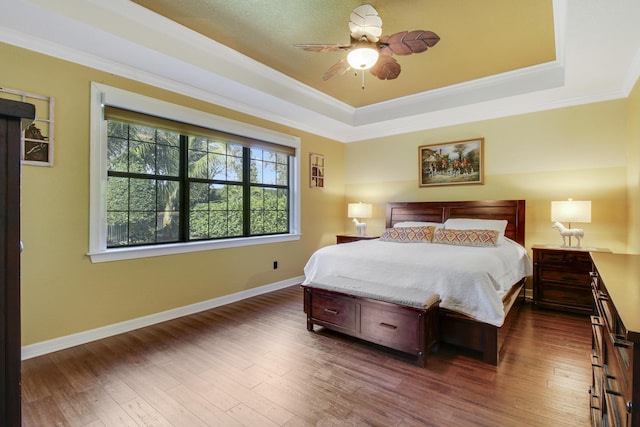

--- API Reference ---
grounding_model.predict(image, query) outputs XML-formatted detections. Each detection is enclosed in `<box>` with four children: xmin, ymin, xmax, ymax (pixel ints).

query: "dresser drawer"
<box><xmin>336</xmin><ymin>234</ymin><xmax>379</xmax><ymax>244</ymax></box>
<box><xmin>605</xmin><ymin>385</ymin><xmax>630</xmax><ymax>427</ymax></box>
<box><xmin>610</xmin><ymin>331</ymin><xmax>633</xmax><ymax>396</ymax></box>
<box><xmin>604</xmin><ymin>362</ymin><xmax>631</xmax><ymax>427</ymax></box>
<box><xmin>360</xmin><ymin>304</ymin><xmax>420</xmax><ymax>353</ymax></box>
<box><xmin>537</xmin><ymin>267</ymin><xmax>591</xmax><ymax>286</ymax></box>
<box><xmin>603</xmin><ymin>324</ymin><xmax>634</xmax><ymax>425</ymax></box>
<box><xmin>592</xmin><ymin>316</ymin><xmax>604</xmax><ymax>365</ymax></box>
<box><xmin>537</xmin><ymin>281</ymin><xmax>592</xmax><ymax>308</ymax></box>
<box><xmin>310</xmin><ymin>292</ymin><xmax>357</xmax><ymax>330</ymax></box>
<box><xmin>535</xmin><ymin>250</ymin><xmax>592</xmax><ymax>264</ymax></box>
<box><xmin>595</xmin><ymin>286</ymin><xmax>617</xmax><ymax>333</ymax></box>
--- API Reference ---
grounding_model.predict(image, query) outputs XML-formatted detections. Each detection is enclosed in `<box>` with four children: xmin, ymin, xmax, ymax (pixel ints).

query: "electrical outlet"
<box><xmin>273</xmin><ymin>261</ymin><xmax>278</xmax><ymax>269</ymax></box>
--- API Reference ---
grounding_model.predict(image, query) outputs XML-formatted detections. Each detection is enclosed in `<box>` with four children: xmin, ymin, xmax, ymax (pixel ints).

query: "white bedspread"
<box><xmin>303</xmin><ymin>238</ymin><xmax>532</xmax><ymax>327</ymax></box>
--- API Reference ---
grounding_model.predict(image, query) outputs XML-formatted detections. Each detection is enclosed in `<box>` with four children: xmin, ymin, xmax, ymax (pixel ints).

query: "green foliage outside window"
<box><xmin>106</xmin><ymin>120</ymin><xmax>290</xmax><ymax>247</ymax></box>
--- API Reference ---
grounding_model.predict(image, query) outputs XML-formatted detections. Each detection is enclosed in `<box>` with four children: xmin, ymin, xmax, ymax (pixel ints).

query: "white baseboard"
<box><xmin>22</xmin><ymin>276</ymin><xmax>304</xmax><ymax>360</ymax></box>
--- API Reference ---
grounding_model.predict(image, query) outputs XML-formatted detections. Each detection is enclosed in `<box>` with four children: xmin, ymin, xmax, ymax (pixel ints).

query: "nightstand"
<box><xmin>532</xmin><ymin>245</ymin><xmax>610</xmax><ymax>314</ymax></box>
<box><xmin>336</xmin><ymin>234</ymin><xmax>379</xmax><ymax>244</ymax></box>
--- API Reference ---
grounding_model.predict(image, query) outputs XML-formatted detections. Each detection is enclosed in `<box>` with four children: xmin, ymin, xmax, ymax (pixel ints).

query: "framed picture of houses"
<box><xmin>419</xmin><ymin>138</ymin><xmax>484</xmax><ymax>187</ymax></box>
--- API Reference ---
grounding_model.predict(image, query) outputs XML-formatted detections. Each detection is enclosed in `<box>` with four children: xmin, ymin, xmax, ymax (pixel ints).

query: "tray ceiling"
<box><xmin>131</xmin><ymin>0</ymin><xmax>556</xmax><ymax>108</ymax></box>
<box><xmin>2</xmin><ymin>0</ymin><xmax>640</xmax><ymax>142</ymax></box>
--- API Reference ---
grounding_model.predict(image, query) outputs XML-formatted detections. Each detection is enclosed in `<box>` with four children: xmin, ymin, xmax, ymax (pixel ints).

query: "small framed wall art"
<box><xmin>310</xmin><ymin>153</ymin><xmax>325</xmax><ymax>188</ymax></box>
<box><xmin>419</xmin><ymin>138</ymin><xmax>484</xmax><ymax>187</ymax></box>
<box><xmin>0</xmin><ymin>86</ymin><xmax>55</xmax><ymax>167</ymax></box>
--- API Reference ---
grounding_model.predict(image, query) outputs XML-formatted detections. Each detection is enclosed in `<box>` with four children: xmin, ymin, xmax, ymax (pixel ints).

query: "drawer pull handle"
<box><xmin>379</xmin><ymin>322</ymin><xmax>398</xmax><ymax>330</ymax></box>
<box><xmin>613</xmin><ymin>334</ymin><xmax>630</xmax><ymax>348</ymax></box>
<box><xmin>324</xmin><ymin>308</ymin><xmax>339</xmax><ymax>315</ymax></box>
<box><xmin>605</xmin><ymin>377</ymin><xmax>622</xmax><ymax>396</ymax></box>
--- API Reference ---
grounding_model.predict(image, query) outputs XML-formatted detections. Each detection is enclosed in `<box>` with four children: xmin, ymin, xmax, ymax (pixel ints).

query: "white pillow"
<box><xmin>443</xmin><ymin>218</ymin><xmax>508</xmax><ymax>244</ymax></box>
<box><xmin>394</xmin><ymin>221</ymin><xmax>444</xmax><ymax>229</ymax></box>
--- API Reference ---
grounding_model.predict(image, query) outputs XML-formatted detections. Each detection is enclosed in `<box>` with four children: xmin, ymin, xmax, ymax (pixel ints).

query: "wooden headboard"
<box><xmin>386</xmin><ymin>200</ymin><xmax>526</xmax><ymax>246</ymax></box>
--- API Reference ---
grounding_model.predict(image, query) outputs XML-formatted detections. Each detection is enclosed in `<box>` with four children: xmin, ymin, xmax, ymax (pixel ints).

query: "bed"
<box><xmin>302</xmin><ymin>200</ymin><xmax>531</xmax><ymax>366</ymax></box>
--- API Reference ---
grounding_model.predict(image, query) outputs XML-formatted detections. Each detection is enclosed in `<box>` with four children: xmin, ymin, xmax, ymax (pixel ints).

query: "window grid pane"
<box><xmin>188</xmin><ymin>137</ymin><xmax>243</xmax><ymax>182</ymax></box>
<box><xmin>106</xmin><ymin>118</ymin><xmax>290</xmax><ymax>248</ymax></box>
<box><xmin>250</xmin><ymin>186</ymin><xmax>289</xmax><ymax>236</ymax></box>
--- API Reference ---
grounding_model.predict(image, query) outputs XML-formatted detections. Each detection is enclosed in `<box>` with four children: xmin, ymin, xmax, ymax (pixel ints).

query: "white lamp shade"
<box><xmin>551</xmin><ymin>200</ymin><xmax>591</xmax><ymax>223</ymax></box>
<box><xmin>348</xmin><ymin>202</ymin><xmax>372</xmax><ymax>219</ymax></box>
<box><xmin>347</xmin><ymin>47</ymin><xmax>379</xmax><ymax>70</ymax></box>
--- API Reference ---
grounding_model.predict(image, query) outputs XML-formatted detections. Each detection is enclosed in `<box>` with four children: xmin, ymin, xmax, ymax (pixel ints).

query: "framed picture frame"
<box><xmin>419</xmin><ymin>138</ymin><xmax>484</xmax><ymax>187</ymax></box>
<box><xmin>0</xmin><ymin>87</ymin><xmax>55</xmax><ymax>167</ymax></box>
<box><xmin>310</xmin><ymin>153</ymin><xmax>324</xmax><ymax>188</ymax></box>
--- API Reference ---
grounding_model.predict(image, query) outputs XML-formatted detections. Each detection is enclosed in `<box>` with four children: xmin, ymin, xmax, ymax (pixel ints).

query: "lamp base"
<box><xmin>352</xmin><ymin>218</ymin><xmax>367</xmax><ymax>236</ymax></box>
<box><xmin>552</xmin><ymin>221</ymin><xmax>584</xmax><ymax>248</ymax></box>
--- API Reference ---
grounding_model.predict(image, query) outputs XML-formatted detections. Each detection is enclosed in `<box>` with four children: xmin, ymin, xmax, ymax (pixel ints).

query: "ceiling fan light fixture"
<box><xmin>295</xmin><ymin>4</ymin><xmax>440</xmax><ymax>84</ymax></box>
<box><xmin>347</xmin><ymin>45</ymin><xmax>379</xmax><ymax>70</ymax></box>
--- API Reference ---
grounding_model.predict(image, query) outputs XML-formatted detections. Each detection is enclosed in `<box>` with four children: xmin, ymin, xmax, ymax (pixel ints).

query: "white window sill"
<box><xmin>87</xmin><ymin>233</ymin><xmax>301</xmax><ymax>263</ymax></box>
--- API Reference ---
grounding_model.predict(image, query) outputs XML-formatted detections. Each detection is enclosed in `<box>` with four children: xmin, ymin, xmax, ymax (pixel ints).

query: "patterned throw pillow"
<box><xmin>433</xmin><ymin>228</ymin><xmax>500</xmax><ymax>247</ymax></box>
<box><xmin>380</xmin><ymin>226</ymin><xmax>435</xmax><ymax>243</ymax></box>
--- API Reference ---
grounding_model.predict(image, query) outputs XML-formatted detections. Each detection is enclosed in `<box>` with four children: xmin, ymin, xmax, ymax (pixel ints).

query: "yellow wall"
<box><xmin>344</xmin><ymin>100</ymin><xmax>631</xmax><ymax>254</ymax></box>
<box><xmin>1</xmin><ymin>43</ymin><xmax>345</xmax><ymax>345</ymax></box>
<box><xmin>4</xmin><ymin>38</ymin><xmax>639</xmax><ymax>347</ymax></box>
<box><xmin>628</xmin><ymin>78</ymin><xmax>640</xmax><ymax>254</ymax></box>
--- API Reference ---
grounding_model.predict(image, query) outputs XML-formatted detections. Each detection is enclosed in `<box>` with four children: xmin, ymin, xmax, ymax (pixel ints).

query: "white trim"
<box><xmin>353</xmin><ymin>60</ymin><xmax>565</xmax><ymax>126</ymax></box>
<box><xmin>88</xmin><ymin>233</ymin><xmax>301</xmax><ymax>263</ymax></box>
<box><xmin>21</xmin><ymin>276</ymin><xmax>304</xmax><ymax>360</ymax></box>
<box><xmin>88</xmin><ymin>83</ymin><xmax>301</xmax><ymax>263</ymax></box>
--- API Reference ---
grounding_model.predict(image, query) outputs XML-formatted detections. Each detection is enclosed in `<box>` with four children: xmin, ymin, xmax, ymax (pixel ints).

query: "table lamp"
<box><xmin>551</xmin><ymin>199</ymin><xmax>591</xmax><ymax>247</ymax></box>
<box><xmin>348</xmin><ymin>202</ymin><xmax>372</xmax><ymax>236</ymax></box>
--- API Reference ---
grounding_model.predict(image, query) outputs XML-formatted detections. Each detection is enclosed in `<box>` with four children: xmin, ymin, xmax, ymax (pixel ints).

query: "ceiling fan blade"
<box><xmin>379</xmin><ymin>30</ymin><xmax>440</xmax><ymax>55</ymax></box>
<box><xmin>323</xmin><ymin>58</ymin><xmax>351</xmax><ymax>81</ymax></box>
<box><xmin>293</xmin><ymin>43</ymin><xmax>352</xmax><ymax>53</ymax></box>
<box><xmin>370</xmin><ymin>56</ymin><xmax>401</xmax><ymax>80</ymax></box>
<box><xmin>349</xmin><ymin>4</ymin><xmax>383</xmax><ymax>42</ymax></box>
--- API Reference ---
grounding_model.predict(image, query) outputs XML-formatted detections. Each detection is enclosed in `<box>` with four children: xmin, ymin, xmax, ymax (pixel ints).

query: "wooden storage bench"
<box><xmin>302</xmin><ymin>278</ymin><xmax>440</xmax><ymax>367</ymax></box>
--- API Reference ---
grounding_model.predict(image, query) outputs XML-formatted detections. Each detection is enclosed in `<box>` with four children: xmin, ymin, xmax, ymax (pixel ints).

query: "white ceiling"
<box><xmin>2</xmin><ymin>0</ymin><xmax>640</xmax><ymax>143</ymax></box>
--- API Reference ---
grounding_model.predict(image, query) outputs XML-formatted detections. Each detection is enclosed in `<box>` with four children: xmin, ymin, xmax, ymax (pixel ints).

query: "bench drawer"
<box><xmin>310</xmin><ymin>292</ymin><xmax>357</xmax><ymax>330</ymax></box>
<box><xmin>360</xmin><ymin>305</ymin><xmax>421</xmax><ymax>353</ymax></box>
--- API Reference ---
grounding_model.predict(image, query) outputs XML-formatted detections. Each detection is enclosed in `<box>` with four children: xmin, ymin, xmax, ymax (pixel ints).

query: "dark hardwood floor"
<box><xmin>21</xmin><ymin>285</ymin><xmax>592</xmax><ymax>426</ymax></box>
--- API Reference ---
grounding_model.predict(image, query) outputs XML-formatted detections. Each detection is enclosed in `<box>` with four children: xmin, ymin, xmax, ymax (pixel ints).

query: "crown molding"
<box><xmin>2</xmin><ymin>0</ymin><xmax>638</xmax><ymax>144</ymax></box>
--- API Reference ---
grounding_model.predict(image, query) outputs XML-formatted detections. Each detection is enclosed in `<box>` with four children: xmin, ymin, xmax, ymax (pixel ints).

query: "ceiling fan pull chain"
<box><xmin>361</xmin><ymin>71</ymin><xmax>365</xmax><ymax>90</ymax></box>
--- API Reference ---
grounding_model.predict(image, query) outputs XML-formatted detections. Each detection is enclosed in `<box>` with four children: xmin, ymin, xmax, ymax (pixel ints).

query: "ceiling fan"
<box><xmin>294</xmin><ymin>4</ymin><xmax>440</xmax><ymax>87</ymax></box>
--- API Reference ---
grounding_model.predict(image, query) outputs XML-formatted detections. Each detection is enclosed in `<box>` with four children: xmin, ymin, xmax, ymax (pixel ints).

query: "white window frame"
<box><xmin>88</xmin><ymin>83</ymin><xmax>301</xmax><ymax>263</ymax></box>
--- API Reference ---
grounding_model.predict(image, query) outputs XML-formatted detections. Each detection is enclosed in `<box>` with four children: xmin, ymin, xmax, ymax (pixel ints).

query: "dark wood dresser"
<box><xmin>532</xmin><ymin>245</ymin><xmax>610</xmax><ymax>314</ymax></box>
<box><xmin>1</xmin><ymin>99</ymin><xmax>35</xmax><ymax>427</ymax></box>
<box><xmin>590</xmin><ymin>252</ymin><xmax>640</xmax><ymax>426</ymax></box>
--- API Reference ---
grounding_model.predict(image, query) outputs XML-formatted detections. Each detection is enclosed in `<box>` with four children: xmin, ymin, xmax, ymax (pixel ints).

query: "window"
<box><xmin>89</xmin><ymin>83</ymin><xmax>300</xmax><ymax>263</ymax></box>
